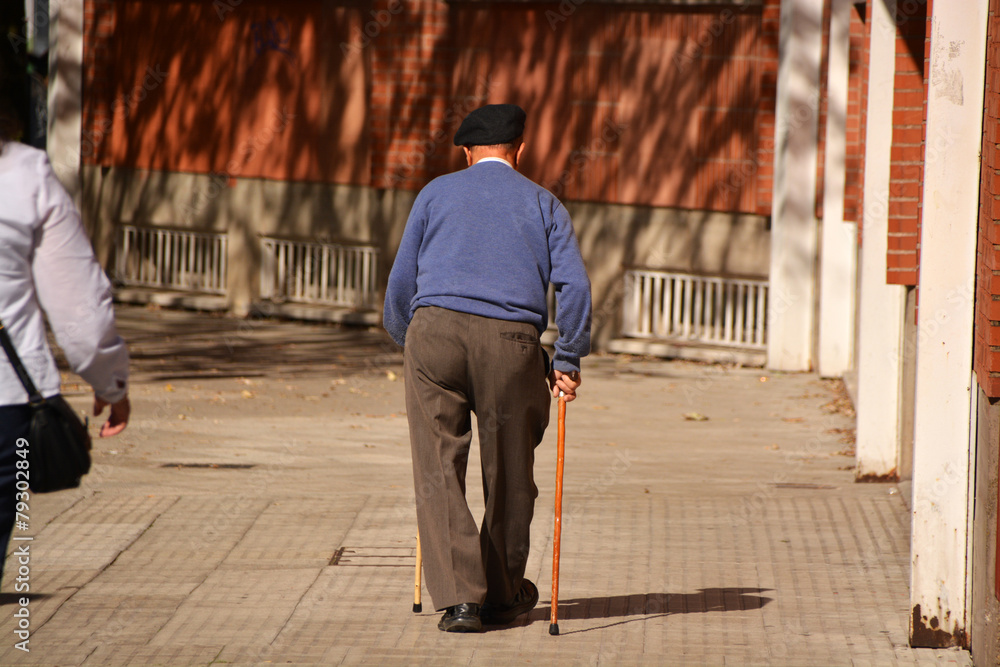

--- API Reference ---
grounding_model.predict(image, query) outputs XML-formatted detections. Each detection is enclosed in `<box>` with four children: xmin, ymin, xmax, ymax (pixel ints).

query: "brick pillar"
<box><xmin>885</xmin><ymin>0</ymin><xmax>929</xmax><ymax>287</ymax></box>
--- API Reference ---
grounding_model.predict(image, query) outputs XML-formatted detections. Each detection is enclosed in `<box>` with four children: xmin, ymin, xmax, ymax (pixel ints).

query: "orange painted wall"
<box><xmin>448</xmin><ymin>4</ymin><xmax>769</xmax><ymax>213</ymax></box>
<box><xmin>86</xmin><ymin>0</ymin><xmax>777</xmax><ymax>215</ymax></box>
<box><xmin>93</xmin><ymin>0</ymin><xmax>370</xmax><ymax>184</ymax></box>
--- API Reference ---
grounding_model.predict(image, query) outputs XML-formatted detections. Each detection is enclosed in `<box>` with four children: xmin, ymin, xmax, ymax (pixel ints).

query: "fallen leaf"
<box><xmin>683</xmin><ymin>412</ymin><xmax>709</xmax><ymax>422</ymax></box>
<box><xmin>386</xmin><ymin>370</ymin><xmax>398</xmax><ymax>381</ymax></box>
<box><xmin>241</xmin><ymin>390</ymin><xmax>254</xmax><ymax>399</ymax></box>
<box><xmin>164</xmin><ymin>384</ymin><xmax>175</xmax><ymax>392</ymax></box>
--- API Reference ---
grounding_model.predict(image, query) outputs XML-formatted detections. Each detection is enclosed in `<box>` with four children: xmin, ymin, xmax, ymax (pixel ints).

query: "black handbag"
<box><xmin>0</xmin><ymin>319</ymin><xmax>92</xmax><ymax>493</ymax></box>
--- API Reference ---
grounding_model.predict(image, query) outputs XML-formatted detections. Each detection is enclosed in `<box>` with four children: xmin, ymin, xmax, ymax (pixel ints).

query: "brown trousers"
<box><xmin>404</xmin><ymin>307</ymin><xmax>551</xmax><ymax>611</ymax></box>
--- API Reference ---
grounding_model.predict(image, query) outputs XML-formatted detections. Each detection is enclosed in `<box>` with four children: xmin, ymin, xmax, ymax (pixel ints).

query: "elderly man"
<box><xmin>384</xmin><ymin>104</ymin><xmax>591</xmax><ymax>633</ymax></box>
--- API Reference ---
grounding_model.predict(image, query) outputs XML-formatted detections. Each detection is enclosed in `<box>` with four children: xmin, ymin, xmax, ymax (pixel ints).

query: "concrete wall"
<box><xmin>82</xmin><ymin>166</ymin><xmax>770</xmax><ymax>346</ymax></box>
<box><xmin>46</xmin><ymin>0</ymin><xmax>83</xmax><ymax>201</ymax></box>
<box><xmin>569</xmin><ymin>201</ymin><xmax>770</xmax><ymax>347</ymax></box>
<box><xmin>971</xmin><ymin>386</ymin><xmax>1000</xmax><ymax>665</ymax></box>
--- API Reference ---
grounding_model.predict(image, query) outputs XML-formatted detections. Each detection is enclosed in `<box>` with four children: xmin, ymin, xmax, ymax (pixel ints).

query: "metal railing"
<box><xmin>622</xmin><ymin>269</ymin><xmax>768</xmax><ymax>349</ymax></box>
<box><xmin>116</xmin><ymin>225</ymin><xmax>227</xmax><ymax>294</ymax></box>
<box><xmin>260</xmin><ymin>237</ymin><xmax>378</xmax><ymax>309</ymax></box>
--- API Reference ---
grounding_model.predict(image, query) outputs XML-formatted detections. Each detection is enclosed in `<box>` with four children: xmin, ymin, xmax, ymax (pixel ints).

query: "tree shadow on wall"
<box><xmin>77</xmin><ymin>0</ymin><xmax>865</xmax><ymax>345</ymax></box>
<box><xmin>444</xmin><ymin>2</ymin><xmax>801</xmax><ymax>343</ymax></box>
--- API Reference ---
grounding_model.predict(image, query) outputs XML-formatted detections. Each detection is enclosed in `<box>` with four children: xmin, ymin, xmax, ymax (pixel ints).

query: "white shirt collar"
<box><xmin>474</xmin><ymin>157</ymin><xmax>513</xmax><ymax>168</ymax></box>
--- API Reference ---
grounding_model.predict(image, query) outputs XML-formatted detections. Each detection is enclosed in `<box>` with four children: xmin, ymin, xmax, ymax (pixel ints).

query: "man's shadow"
<box><xmin>506</xmin><ymin>587</ymin><xmax>772</xmax><ymax>635</ymax></box>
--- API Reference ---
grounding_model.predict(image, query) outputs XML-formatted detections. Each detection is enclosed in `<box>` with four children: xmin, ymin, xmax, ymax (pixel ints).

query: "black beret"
<box><xmin>453</xmin><ymin>104</ymin><xmax>526</xmax><ymax>147</ymax></box>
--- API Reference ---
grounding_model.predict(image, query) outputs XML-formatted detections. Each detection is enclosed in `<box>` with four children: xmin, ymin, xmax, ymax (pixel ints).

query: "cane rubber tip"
<box><xmin>549</xmin><ymin>623</ymin><xmax>560</xmax><ymax>636</ymax></box>
<box><xmin>413</xmin><ymin>603</ymin><xmax>422</xmax><ymax>613</ymax></box>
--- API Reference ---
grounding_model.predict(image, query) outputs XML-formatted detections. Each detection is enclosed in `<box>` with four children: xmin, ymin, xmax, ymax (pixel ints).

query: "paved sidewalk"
<box><xmin>0</xmin><ymin>305</ymin><xmax>973</xmax><ymax>665</ymax></box>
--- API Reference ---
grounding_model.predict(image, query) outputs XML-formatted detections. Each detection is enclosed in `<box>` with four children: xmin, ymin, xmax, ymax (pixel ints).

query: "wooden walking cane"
<box><xmin>549</xmin><ymin>392</ymin><xmax>567</xmax><ymax>636</ymax></box>
<box><xmin>413</xmin><ymin>532</ymin><xmax>422</xmax><ymax>612</ymax></box>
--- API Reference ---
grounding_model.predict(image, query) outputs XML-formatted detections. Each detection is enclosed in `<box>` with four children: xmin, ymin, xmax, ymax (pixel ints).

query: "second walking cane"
<box><xmin>549</xmin><ymin>392</ymin><xmax>567</xmax><ymax>636</ymax></box>
<box><xmin>413</xmin><ymin>533</ymin><xmax>422</xmax><ymax>613</ymax></box>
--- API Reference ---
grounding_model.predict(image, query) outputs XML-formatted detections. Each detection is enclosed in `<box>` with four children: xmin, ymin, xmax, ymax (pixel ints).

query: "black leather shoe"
<box><xmin>438</xmin><ymin>603</ymin><xmax>482</xmax><ymax>632</ymax></box>
<box><xmin>481</xmin><ymin>578</ymin><xmax>539</xmax><ymax>625</ymax></box>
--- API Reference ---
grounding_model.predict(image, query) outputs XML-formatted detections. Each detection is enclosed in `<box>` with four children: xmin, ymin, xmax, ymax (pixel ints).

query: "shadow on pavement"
<box><xmin>61</xmin><ymin>305</ymin><xmax>403</xmax><ymax>383</ymax></box>
<box><xmin>518</xmin><ymin>588</ymin><xmax>773</xmax><ymax>635</ymax></box>
<box><xmin>0</xmin><ymin>593</ymin><xmax>52</xmax><ymax>605</ymax></box>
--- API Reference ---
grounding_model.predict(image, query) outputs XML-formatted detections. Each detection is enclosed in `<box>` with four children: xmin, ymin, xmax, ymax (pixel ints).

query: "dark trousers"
<box><xmin>404</xmin><ymin>307</ymin><xmax>551</xmax><ymax>611</ymax></box>
<box><xmin>0</xmin><ymin>406</ymin><xmax>30</xmax><ymax>584</ymax></box>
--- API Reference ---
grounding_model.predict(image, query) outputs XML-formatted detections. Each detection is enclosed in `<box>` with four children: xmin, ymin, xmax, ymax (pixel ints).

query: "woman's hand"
<box><xmin>94</xmin><ymin>395</ymin><xmax>130</xmax><ymax>437</ymax></box>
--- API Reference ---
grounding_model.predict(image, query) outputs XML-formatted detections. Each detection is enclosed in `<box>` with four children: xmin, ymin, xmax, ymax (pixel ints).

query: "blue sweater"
<box><xmin>384</xmin><ymin>160</ymin><xmax>592</xmax><ymax>372</ymax></box>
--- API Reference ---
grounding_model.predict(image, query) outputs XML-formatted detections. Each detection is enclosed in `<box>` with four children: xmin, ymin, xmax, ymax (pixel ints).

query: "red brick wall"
<box><xmin>443</xmin><ymin>3</ymin><xmax>775</xmax><ymax>214</ymax></box>
<box><xmin>975</xmin><ymin>0</ymin><xmax>1000</xmax><ymax>402</ymax></box>
<box><xmin>855</xmin><ymin>0</ymin><xmax>874</xmax><ymax>243</ymax></box>
<box><xmin>370</xmin><ymin>0</ymin><xmax>453</xmax><ymax>191</ymax></box>
<box><xmin>976</xmin><ymin>0</ymin><xmax>1000</xmax><ymax>604</ymax></box>
<box><xmin>81</xmin><ymin>1</ymin><xmax>778</xmax><ymax>215</ymax></box>
<box><xmin>814</xmin><ymin>0</ymin><xmax>866</xmax><ymax>225</ymax></box>
<box><xmin>82</xmin><ymin>0</ymin><xmax>116</xmax><ymax>166</ymax></box>
<box><xmin>843</xmin><ymin>2</ymin><xmax>867</xmax><ymax>224</ymax></box>
<box><xmin>84</xmin><ymin>1</ymin><xmax>370</xmax><ymax>183</ymax></box>
<box><xmin>885</xmin><ymin>0</ymin><xmax>929</xmax><ymax>286</ymax></box>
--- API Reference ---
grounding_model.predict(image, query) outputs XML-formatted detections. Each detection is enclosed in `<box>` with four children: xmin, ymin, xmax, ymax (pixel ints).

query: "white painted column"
<box><xmin>818</xmin><ymin>0</ymin><xmax>857</xmax><ymax>379</ymax></box>
<box><xmin>765</xmin><ymin>0</ymin><xmax>823</xmax><ymax>371</ymax></box>
<box><xmin>909</xmin><ymin>1</ymin><xmax>988</xmax><ymax>648</ymax></box>
<box><xmin>46</xmin><ymin>0</ymin><xmax>84</xmax><ymax>201</ymax></box>
<box><xmin>854</xmin><ymin>0</ymin><xmax>906</xmax><ymax>480</ymax></box>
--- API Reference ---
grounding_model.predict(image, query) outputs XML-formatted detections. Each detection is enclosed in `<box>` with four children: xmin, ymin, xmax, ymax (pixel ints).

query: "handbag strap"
<box><xmin>0</xmin><ymin>318</ymin><xmax>45</xmax><ymax>406</ymax></box>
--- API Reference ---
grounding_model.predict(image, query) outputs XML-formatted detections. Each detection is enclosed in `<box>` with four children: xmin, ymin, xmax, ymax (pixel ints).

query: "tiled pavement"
<box><xmin>0</xmin><ymin>306</ymin><xmax>974</xmax><ymax>665</ymax></box>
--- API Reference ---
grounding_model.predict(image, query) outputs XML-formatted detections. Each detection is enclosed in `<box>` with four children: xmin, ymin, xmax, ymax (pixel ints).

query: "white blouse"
<box><xmin>0</xmin><ymin>142</ymin><xmax>128</xmax><ymax>406</ymax></box>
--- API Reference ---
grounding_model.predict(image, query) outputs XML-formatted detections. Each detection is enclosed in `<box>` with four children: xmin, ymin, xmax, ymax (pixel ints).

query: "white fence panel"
<box><xmin>622</xmin><ymin>270</ymin><xmax>768</xmax><ymax>350</ymax></box>
<box><xmin>260</xmin><ymin>238</ymin><xmax>378</xmax><ymax>309</ymax></box>
<box><xmin>116</xmin><ymin>225</ymin><xmax>227</xmax><ymax>294</ymax></box>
